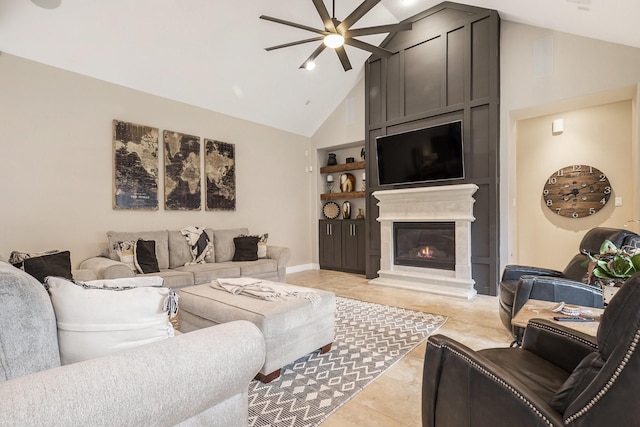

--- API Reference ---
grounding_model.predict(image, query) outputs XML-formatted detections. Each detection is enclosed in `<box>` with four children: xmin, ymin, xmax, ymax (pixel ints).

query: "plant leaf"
<box><xmin>600</xmin><ymin>239</ymin><xmax>618</xmax><ymax>254</ymax></box>
<box><xmin>631</xmin><ymin>253</ymin><xmax>640</xmax><ymax>272</ymax></box>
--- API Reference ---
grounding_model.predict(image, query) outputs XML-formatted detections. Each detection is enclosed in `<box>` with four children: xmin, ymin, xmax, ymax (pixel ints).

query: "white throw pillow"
<box><xmin>46</xmin><ymin>277</ymin><xmax>176</xmax><ymax>365</ymax></box>
<box><xmin>114</xmin><ymin>240</ymin><xmax>136</xmax><ymax>271</ymax></box>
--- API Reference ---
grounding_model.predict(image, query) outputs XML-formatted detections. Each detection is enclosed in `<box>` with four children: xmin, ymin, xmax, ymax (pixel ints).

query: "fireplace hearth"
<box><xmin>394</xmin><ymin>222</ymin><xmax>455</xmax><ymax>270</ymax></box>
<box><xmin>370</xmin><ymin>184</ymin><xmax>478</xmax><ymax>299</ymax></box>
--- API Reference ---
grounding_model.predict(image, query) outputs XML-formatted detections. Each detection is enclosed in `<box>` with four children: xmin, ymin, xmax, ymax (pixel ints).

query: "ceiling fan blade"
<box><xmin>344</xmin><ymin>38</ymin><xmax>395</xmax><ymax>58</ymax></box>
<box><xmin>311</xmin><ymin>0</ymin><xmax>337</xmax><ymax>32</ymax></box>
<box><xmin>299</xmin><ymin>43</ymin><xmax>327</xmax><ymax>69</ymax></box>
<box><xmin>345</xmin><ymin>22</ymin><xmax>412</xmax><ymax>38</ymax></box>
<box><xmin>335</xmin><ymin>46</ymin><xmax>353</xmax><ymax>71</ymax></box>
<box><xmin>260</xmin><ymin>15</ymin><xmax>328</xmax><ymax>36</ymax></box>
<box><xmin>265</xmin><ymin>37</ymin><xmax>324</xmax><ymax>51</ymax></box>
<box><xmin>336</xmin><ymin>0</ymin><xmax>381</xmax><ymax>33</ymax></box>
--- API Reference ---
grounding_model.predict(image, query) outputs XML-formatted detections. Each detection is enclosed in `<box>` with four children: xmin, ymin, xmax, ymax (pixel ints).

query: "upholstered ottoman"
<box><xmin>177</xmin><ymin>281</ymin><xmax>335</xmax><ymax>382</ymax></box>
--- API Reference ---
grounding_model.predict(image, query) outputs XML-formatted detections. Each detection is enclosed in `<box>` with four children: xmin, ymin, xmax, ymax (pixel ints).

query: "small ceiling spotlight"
<box><xmin>304</xmin><ymin>60</ymin><xmax>316</xmax><ymax>71</ymax></box>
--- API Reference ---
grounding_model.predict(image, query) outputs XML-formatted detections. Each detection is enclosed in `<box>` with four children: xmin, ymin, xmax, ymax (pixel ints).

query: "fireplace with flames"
<box><xmin>393</xmin><ymin>222</ymin><xmax>455</xmax><ymax>270</ymax></box>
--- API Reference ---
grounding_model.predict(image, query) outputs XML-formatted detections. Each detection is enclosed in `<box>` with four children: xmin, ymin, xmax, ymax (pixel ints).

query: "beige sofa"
<box><xmin>0</xmin><ymin>260</ymin><xmax>265</xmax><ymax>426</ymax></box>
<box><xmin>80</xmin><ymin>228</ymin><xmax>290</xmax><ymax>288</ymax></box>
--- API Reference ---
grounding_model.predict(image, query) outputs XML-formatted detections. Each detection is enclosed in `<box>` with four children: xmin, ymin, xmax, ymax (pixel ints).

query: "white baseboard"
<box><xmin>286</xmin><ymin>264</ymin><xmax>318</xmax><ymax>274</ymax></box>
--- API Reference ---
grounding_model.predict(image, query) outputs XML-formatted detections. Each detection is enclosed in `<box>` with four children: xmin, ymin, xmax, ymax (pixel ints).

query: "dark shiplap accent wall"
<box><xmin>364</xmin><ymin>2</ymin><xmax>500</xmax><ymax>295</ymax></box>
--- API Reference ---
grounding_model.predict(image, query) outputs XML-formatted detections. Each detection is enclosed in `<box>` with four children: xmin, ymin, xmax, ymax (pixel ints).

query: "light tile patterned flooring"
<box><xmin>285</xmin><ymin>269</ymin><xmax>512</xmax><ymax>427</ymax></box>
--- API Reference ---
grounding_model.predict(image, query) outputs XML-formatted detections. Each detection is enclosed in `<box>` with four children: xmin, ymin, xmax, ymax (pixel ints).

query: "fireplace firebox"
<box><xmin>393</xmin><ymin>222</ymin><xmax>455</xmax><ymax>270</ymax></box>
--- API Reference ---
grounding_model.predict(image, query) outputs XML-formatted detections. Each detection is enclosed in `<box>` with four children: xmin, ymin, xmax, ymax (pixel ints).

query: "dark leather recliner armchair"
<box><xmin>422</xmin><ymin>273</ymin><xmax>640</xmax><ymax>426</ymax></box>
<box><xmin>499</xmin><ymin>227</ymin><xmax>640</xmax><ymax>340</ymax></box>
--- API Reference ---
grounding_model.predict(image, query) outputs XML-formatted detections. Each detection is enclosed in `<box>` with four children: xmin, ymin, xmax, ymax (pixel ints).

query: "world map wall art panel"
<box><xmin>112</xmin><ymin>120</ymin><xmax>159</xmax><ymax>210</ymax></box>
<box><xmin>205</xmin><ymin>139</ymin><xmax>236</xmax><ymax>211</ymax></box>
<box><xmin>164</xmin><ymin>130</ymin><xmax>201</xmax><ymax>210</ymax></box>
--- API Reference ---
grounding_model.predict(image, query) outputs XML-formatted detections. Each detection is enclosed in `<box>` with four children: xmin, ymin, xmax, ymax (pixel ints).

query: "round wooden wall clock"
<box><xmin>542</xmin><ymin>164</ymin><xmax>612</xmax><ymax>218</ymax></box>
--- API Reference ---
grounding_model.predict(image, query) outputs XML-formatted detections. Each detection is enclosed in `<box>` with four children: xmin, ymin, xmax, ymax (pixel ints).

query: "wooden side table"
<box><xmin>511</xmin><ymin>299</ymin><xmax>604</xmax><ymax>337</ymax></box>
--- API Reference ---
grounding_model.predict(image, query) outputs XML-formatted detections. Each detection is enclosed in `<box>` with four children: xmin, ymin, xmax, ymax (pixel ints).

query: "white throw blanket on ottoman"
<box><xmin>213</xmin><ymin>277</ymin><xmax>320</xmax><ymax>307</ymax></box>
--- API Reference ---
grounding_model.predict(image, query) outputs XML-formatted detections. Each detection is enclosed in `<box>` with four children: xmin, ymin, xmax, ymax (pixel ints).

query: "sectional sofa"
<box><xmin>0</xmin><ymin>260</ymin><xmax>265</xmax><ymax>426</ymax></box>
<box><xmin>79</xmin><ymin>227</ymin><xmax>291</xmax><ymax>288</ymax></box>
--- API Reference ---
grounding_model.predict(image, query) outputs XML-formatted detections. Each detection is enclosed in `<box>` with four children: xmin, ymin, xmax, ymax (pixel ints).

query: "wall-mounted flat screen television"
<box><xmin>375</xmin><ymin>120</ymin><xmax>464</xmax><ymax>186</ymax></box>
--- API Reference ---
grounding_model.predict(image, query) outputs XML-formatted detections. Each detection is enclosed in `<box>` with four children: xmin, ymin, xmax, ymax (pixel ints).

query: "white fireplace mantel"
<box><xmin>369</xmin><ymin>184</ymin><xmax>479</xmax><ymax>299</ymax></box>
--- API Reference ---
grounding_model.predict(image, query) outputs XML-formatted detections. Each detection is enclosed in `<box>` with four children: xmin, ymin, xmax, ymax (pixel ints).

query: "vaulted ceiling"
<box><xmin>1</xmin><ymin>0</ymin><xmax>639</xmax><ymax>137</ymax></box>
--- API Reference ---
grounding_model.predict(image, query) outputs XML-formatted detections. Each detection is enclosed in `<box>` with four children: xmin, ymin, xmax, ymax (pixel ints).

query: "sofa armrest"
<box><xmin>266</xmin><ymin>246</ymin><xmax>291</xmax><ymax>282</ymax></box>
<box><xmin>79</xmin><ymin>256</ymin><xmax>136</xmax><ymax>280</ymax></box>
<box><xmin>0</xmin><ymin>320</ymin><xmax>265</xmax><ymax>427</ymax></box>
<box><xmin>522</xmin><ymin>319</ymin><xmax>598</xmax><ymax>372</ymax></box>
<box><xmin>514</xmin><ymin>276</ymin><xmax>603</xmax><ymax>318</ymax></box>
<box><xmin>501</xmin><ymin>264</ymin><xmax>563</xmax><ymax>282</ymax></box>
<box><xmin>71</xmin><ymin>268</ymin><xmax>97</xmax><ymax>281</ymax></box>
<box><xmin>423</xmin><ymin>334</ymin><xmax>564</xmax><ymax>427</ymax></box>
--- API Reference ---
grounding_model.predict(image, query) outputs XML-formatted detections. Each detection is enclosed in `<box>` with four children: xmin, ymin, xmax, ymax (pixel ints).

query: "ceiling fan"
<box><xmin>260</xmin><ymin>0</ymin><xmax>412</xmax><ymax>71</ymax></box>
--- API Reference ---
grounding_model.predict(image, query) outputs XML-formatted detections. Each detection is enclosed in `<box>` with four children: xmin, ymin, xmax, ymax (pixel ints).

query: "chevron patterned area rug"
<box><xmin>248</xmin><ymin>296</ymin><xmax>447</xmax><ymax>426</ymax></box>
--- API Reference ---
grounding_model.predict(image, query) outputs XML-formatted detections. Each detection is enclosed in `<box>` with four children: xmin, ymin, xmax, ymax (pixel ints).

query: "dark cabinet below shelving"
<box><xmin>319</xmin><ymin>219</ymin><xmax>365</xmax><ymax>274</ymax></box>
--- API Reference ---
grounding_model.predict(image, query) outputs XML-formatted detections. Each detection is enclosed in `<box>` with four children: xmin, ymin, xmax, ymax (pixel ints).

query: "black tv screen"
<box><xmin>376</xmin><ymin>121</ymin><xmax>464</xmax><ymax>186</ymax></box>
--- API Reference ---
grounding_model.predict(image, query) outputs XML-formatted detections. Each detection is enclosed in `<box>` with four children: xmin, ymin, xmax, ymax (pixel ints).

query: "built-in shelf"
<box><xmin>321</xmin><ymin>191</ymin><xmax>365</xmax><ymax>200</ymax></box>
<box><xmin>320</xmin><ymin>161</ymin><xmax>365</xmax><ymax>174</ymax></box>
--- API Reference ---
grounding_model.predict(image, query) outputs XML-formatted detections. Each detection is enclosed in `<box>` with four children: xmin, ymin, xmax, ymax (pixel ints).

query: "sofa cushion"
<box><xmin>168</xmin><ymin>229</ymin><xmax>214</xmax><ymax>268</ymax></box>
<box><xmin>0</xmin><ymin>261</ymin><xmax>60</xmax><ymax>381</ymax></box>
<box><xmin>107</xmin><ymin>230</ymin><xmax>169</xmax><ymax>269</ymax></box>
<box><xmin>137</xmin><ymin>269</ymin><xmax>195</xmax><ymax>289</ymax></box>
<box><xmin>234</xmin><ymin>259</ymin><xmax>278</xmax><ymax>277</ymax></box>
<box><xmin>175</xmin><ymin>263</ymin><xmax>241</xmax><ymax>285</ymax></box>
<box><xmin>213</xmin><ymin>228</ymin><xmax>249</xmax><ymax>262</ymax></box>
<box><xmin>46</xmin><ymin>276</ymin><xmax>176</xmax><ymax>365</ymax></box>
<box><xmin>549</xmin><ymin>352</ymin><xmax>604</xmax><ymax>413</ymax></box>
<box><xmin>22</xmin><ymin>251</ymin><xmax>73</xmax><ymax>283</ymax></box>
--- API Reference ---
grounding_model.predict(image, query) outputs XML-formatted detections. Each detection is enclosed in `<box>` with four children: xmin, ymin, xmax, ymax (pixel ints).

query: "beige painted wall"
<box><xmin>0</xmin><ymin>54</ymin><xmax>312</xmax><ymax>269</ymax></box>
<box><xmin>501</xmin><ymin>21</ymin><xmax>640</xmax><ymax>269</ymax></box>
<box><xmin>516</xmin><ymin>101</ymin><xmax>634</xmax><ymax>269</ymax></box>
<box><xmin>7</xmin><ymin>19</ymin><xmax>640</xmax><ymax>273</ymax></box>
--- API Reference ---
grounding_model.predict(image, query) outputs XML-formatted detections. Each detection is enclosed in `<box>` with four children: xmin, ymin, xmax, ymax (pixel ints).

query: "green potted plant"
<box><xmin>587</xmin><ymin>240</ymin><xmax>640</xmax><ymax>303</ymax></box>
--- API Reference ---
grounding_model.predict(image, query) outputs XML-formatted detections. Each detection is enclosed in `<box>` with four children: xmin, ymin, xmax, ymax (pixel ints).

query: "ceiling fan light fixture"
<box><xmin>323</xmin><ymin>34</ymin><xmax>344</xmax><ymax>49</ymax></box>
<box><xmin>304</xmin><ymin>60</ymin><xmax>316</xmax><ymax>70</ymax></box>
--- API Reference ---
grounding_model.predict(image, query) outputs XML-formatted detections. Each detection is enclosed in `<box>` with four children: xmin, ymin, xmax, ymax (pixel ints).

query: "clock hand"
<box><xmin>561</xmin><ymin>188</ymin><xmax>581</xmax><ymax>197</ymax></box>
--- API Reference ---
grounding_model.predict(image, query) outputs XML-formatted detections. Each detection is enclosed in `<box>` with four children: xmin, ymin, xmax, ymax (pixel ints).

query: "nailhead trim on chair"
<box><xmin>427</xmin><ymin>341</ymin><xmax>554</xmax><ymax>427</ymax></box>
<box><xmin>564</xmin><ymin>328</ymin><xmax>640</xmax><ymax>424</ymax></box>
<box><xmin>527</xmin><ymin>321</ymin><xmax>599</xmax><ymax>350</ymax></box>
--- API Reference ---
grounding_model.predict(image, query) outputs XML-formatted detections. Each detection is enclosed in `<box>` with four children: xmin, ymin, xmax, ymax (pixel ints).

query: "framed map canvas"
<box><xmin>113</xmin><ymin>120</ymin><xmax>159</xmax><ymax>210</ymax></box>
<box><xmin>164</xmin><ymin>130</ymin><xmax>201</xmax><ymax>210</ymax></box>
<box><xmin>205</xmin><ymin>139</ymin><xmax>236</xmax><ymax>211</ymax></box>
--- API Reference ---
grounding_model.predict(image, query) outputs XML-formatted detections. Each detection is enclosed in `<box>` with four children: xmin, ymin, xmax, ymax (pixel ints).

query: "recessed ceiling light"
<box><xmin>31</xmin><ymin>0</ymin><xmax>62</xmax><ymax>9</ymax></box>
